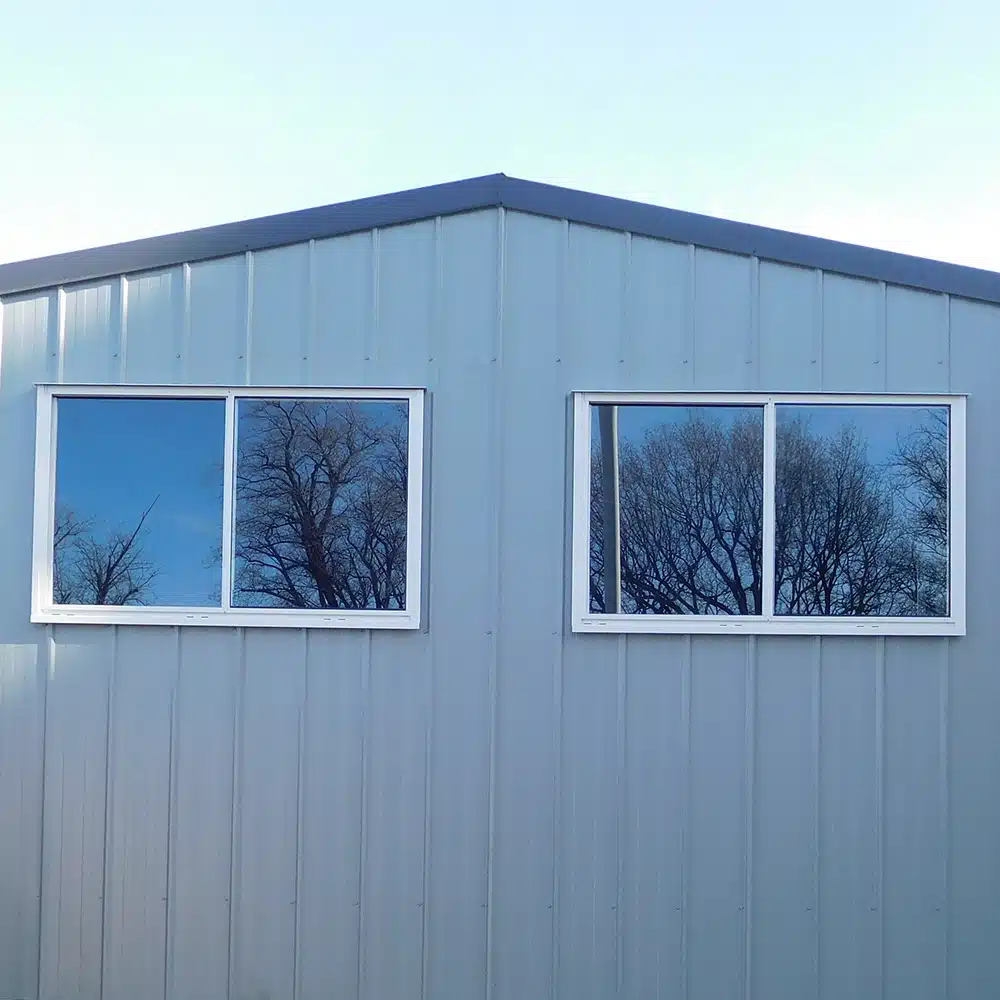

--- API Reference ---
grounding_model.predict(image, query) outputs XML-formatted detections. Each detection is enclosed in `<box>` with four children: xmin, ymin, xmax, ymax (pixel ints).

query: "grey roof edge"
<box><xmin>502</xmin><ymin>177</ymin><xmax>1000</xmax><ymax>305</ymax></box>
<box><xmin>2</xmin><ymin>172</ymin><xmax>999</xmax><ymax>305</ymax></box>
<box><xmin>0</xmin><ymin>174</ymin><xmax>507</xmax><ymax>297</ymax></box>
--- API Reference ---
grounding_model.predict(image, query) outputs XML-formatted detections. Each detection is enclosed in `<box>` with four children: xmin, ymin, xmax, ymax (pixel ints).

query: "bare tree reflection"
<box><xmin>53</xmin><ymin>500</ymin><xmax>159</xmax><ymax>605</ymax></box>
<box><xmin>776</xmin><ymin>421</ymin><xmax>904</xmax><ymax>615</ymax></box>
<box><xmin>591</xmin><ymin>411</ymin><xmax>763</xmax><ymax>614</ymax></box>
<box><xmin>591</xmin><ymin>408</ymin><xmax>949</xmax><ymax>617</ymax></box>
<box><xmin>890</xmin><ymin>409</ymin><xmax>950</xmax><ymax>616</ymax></box>
<box><xmin>234</xmin><ymin>399</ymin><xmax>408</xmax><ymax>610</ymax></box>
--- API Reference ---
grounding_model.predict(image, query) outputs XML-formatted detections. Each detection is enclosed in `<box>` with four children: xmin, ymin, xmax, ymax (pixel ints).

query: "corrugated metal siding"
<box><xmin>1</xmin><ymin>209</ymin><xmax>999</xmax><ymax>1000</ymax></box>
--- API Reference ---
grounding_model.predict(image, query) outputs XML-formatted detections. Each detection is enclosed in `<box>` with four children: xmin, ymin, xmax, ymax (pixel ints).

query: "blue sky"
<box><xmin>1</xmin><ymin>3</ymin><xmax>997</xmax><ymax>269</ymax></box>
<box><xmin>56</xmin><ymin>398</ymin><xmax>225</xmax><ymax>605</ymax></box>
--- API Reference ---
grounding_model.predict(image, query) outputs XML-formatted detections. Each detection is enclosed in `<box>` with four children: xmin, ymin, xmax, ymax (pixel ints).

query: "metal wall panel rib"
<box><xmin>946</xmin><ymin>298</ymin><xmax>1000</xmax><ymax>999</ymax></box>
<box><xmin>0</xmin><ymin>292</ymin><xmax>54</xmax><ymax>1000</ymax></box>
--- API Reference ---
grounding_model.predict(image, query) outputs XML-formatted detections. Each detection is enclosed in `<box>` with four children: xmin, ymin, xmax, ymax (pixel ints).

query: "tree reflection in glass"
<box><xmin>233</xmin><ymin>398</ymin><xmax>409</xmax><ymax>610</ymax></box>
<box><xmin>774</xmin><ymin>405</ymin><xmax>948</xmax><ymax>617</ymax></box>
<box><xmin>590</xmin><ymin>404</ymin><xmax>764</xmax><ymax>615</ymax></box>
<box><xmin>589</xmin><ymin>402</ymin><xmax>950</xmax><ymax>618</ymax></box>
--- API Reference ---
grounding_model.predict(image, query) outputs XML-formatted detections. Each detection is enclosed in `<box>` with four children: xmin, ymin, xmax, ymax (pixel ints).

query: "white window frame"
<box><xmin>31</xmin><ymin>384</ymin><xmax>426</xmax><ymax>629</ymax></box>
<box><xmin>571</xmin><ymin>391</ymin><xmax>967</xmax><ymax>636</ymax></box>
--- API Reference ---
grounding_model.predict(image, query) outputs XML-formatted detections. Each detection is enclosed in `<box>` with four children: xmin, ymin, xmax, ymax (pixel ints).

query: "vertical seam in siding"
<box><xmin>419</xmin><ymin>216</ymin><xmax>445</xmax><ymax>1000</ymax></box>
<box><xmin>874</xmin><ymin>638</ymin><xmax>885</xmax><ymax>1000</ymax></box>
<box><xmin>367</xmin><ymin>230</ymin><xmax>378</xmax><ymax>363</ymax></box>
<box><xmin>555</xmin><ymin>219</ymin><xmax>568</xmax><ymax>365</ymax></box>
<box><xmin>749</xmin><ymin>257</ymin><xmax>760</xmax><ymax>386</ymax></box>
<box><xmin>680</xmin><ymin>635</ymin><xmax>692</xmax><ymax>1000</ymax></box>
<box><xmin>58</xmin><ymin>721</ymin><xmax>67</xmax><ymax>990</ymax></box>
<box><xmin>163</xmin><ymin>629</ymin><xmax>181</xmax><ymax>1000</ymax></box>
<box><xmin>51</xmin><ymin>697</ymin><xmax>63</xmax><ymax>994</ymax></box>
<box><xmin>172</xmin><ymin>267</ymin><xmax>184</xmax><ymax>374</ymax></box>
<box><xmin>619</xmin><ymin>232</ymin><xmax>630</xmax><ymax>369</ymax></box>
<box><xmin>615</xmin><ymin>228</ymin><xmax>630</xmax><ymax>997</ymax></box>
<box><xmin>55</xmin><ymin>289</ymin><xmax>66</xmax><ymax>383</ymax></box>
<box><xmin>225</xmin><ymin>629</ymin><xmax>247</xmax><ymax>1000</ymax></box>
<box><xmin>812</xmin><ymin>270</ymin><xmax>823</xmax><ymax>376</ymax></box>
<box><xmin>743</xmin><ymin>638</ymin><xmax>756</xmax><ymax>1000</ymax></box>
<box><xmin>427</xmin><ymin>216</ymin><xmax>443</xmax><ymax>367</ymax></box>
<box><xmin>550</xmin><ymin>631</ymin><xmax>564</xmax><ymax>1000</ymax></box>
<box><xmin>101</xmin><ymin>284</ymin><xmax>111</xmax><ymax>374</ymax></box>
<box><xmin>877</xmin><ymin>281</ymin><xmax>887</xmax><ymax>376</ymax></box>
<box><xmin>944</xmin><ymin>295</ymin><xmax>952</xmax><ymax>391</ymax></box>
<box><xmin>304</xmin><ymin>240</ymin><xmax>315</xmax><ymax>371</ymax></box>
<box><xmin>41</xmin><ymin>293</ymin><xmax>53</xmax><ymax>373</ymax></box>
<box><xmin>615</xmin><ymin>636</ymin><xmax>627</xmax><ymax>995</ymax></box>
<box><xmin>242</xmin><ymin>252</ymin><xmax>254</xmax><ymax>385</ymax></box>
<box><xmin>551</xmin><ymin>218</ymin><xmax>570</xmax><ymax>1000</ymax></box>
<box><xmin>942</xmin><ymin>292</ymin><xmax>952</xmax><ymax>999</ymax></box>
<box><xmin>940</xmin><ymin>641</ymin><xmax>950</xmax><ymax>999</ymax></box>
<box><xmin>98</xmin><ymin>626</ymin><xmax>118</xmax><ymax>1000</ymax></box>
<box><xmin>119</xmin><ymin>276</ymin><xmax>129</xmax><ymax>382</ymax></box>
<box><xmin>292</xmin><ymin>630</ymin><xmax>307</xmax><ymax>1000</ymax></box>
<box><xmin>813</xmin><ymin>637</ymin><xmax>822</xmax><ymax>1000</ymax></box>
<box><xmin>34</xmin><ymin>627</ymin><xmax>53</xmax><ymax>1000</ymax></box>
<box><xmin>483</xmin><ymin>206</ymin><xmax>505</xmax><ymax>1000</ymax></box>
<box><xmin>181</xmin><ymin>264</ymin><xmax>192</xmax><ymax>382</ymax></box>
<box><xmin>685</xmin><ymin>246</ymin><xmax>696</xmax><ymax>380</ymax></box>
<box><xmin>356</xmin><ymin>631</ymin><xmax>372</xmax><ymax>1000</ymax></box>
<box><xmin>419</xmin><ymin>675</ymin><xmax>433</xmax><ymax>1000</ymax></box>
<box><xmin>109</xmin><ymin>279</ymin><xmax>120</xmax><ymax>375</ymax></box>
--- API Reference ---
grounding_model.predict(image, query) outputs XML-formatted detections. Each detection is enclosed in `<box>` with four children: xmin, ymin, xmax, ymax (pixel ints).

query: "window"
<box><xmin>572</xmin><ymin>392</ymin><xmax>966</xmax><ymax>635</ymax></box>
<box><xmin>32</xmin><ymin>385</ymin><xmax>425</xmax><ymax>628</ymax></box>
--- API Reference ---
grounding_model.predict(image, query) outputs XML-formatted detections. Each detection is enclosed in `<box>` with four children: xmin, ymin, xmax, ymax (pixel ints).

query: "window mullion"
<box><xmin>761</xmin><ymin>399</ymin><xmax>777</xmax><ymax>618</ymax></box>
<box><xmin>220</xmin><ymin>392</ymin><xmax>237</xmax><ymax>611</ymax></box>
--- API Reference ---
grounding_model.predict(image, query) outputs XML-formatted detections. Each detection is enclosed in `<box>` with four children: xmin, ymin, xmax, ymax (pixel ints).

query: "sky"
<box><xmin>1</xmin><ymin>2</ymin><xmax>998</xmax><ymax>271</ymax></box>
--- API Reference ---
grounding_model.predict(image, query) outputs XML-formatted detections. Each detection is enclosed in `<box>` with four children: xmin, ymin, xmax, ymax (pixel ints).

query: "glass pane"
<box><xmin>234</xmin><ymin>398</ymin><xmax>409</xmax><ymax>610</ymax></box>
<box><xmin>590</xmin><ymin>403</ymin><xmax>764</xmax><ymax>615</ymax></box>
<box><xmin>53</xmin><ymin>397</ymin><xmax>226</xmax><ymax>606</ymax></box>
<box><xmin>775</xmin><ymin>405</ymin><xmax>949</xmax><ymax>617</ymax></box>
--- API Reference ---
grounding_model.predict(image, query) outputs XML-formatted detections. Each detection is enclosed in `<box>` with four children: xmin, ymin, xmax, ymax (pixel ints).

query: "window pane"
<box><xmin>53</xmin><ymin>397</ymin><xmax>226</xmax><ymax>606</ymax></box>
<box><xmin>590</xmin><ymin>403</ymin><xmax>764</xmax><ymax>615</ymax></box>
<box><xmin>775</xmin><ymin>405</ymin><xmax>949</xmax><ymax>617</ymax></box>
<box><xmin>234</xmin><ymin>398</ymin><xmax>409</xmax><ymax>610</ymax></box>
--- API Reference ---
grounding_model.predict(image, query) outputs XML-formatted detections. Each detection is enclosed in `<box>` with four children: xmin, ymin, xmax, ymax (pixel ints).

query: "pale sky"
<box><xmin>1</xmin><ymin>2</ymin><xmax>997</xmax><ymax>271</ymax></box>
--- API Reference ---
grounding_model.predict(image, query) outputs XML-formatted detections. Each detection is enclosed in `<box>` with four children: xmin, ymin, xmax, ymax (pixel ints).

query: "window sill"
<box><xmin>574</xmin><ymin>614</ymin><xmax>965</xmax><ymax>637</ymax></box>
<box><xmin>31</xmin><ymin>606</ymin><xmax>420</xmax><ymax>629</ymax></box>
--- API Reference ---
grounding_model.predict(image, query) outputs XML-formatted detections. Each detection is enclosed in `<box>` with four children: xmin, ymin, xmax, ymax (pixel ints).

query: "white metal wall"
<box><xmin>2</xmin><ymin>209</ymin><xmax>999</xmax><ymax>1000</ymax></box>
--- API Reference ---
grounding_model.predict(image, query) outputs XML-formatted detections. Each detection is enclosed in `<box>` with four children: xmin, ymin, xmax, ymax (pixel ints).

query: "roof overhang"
<box><xmin>2</xmin><ymin>173</ymin><xmax>999</xmax><ymax>304</ymax></box>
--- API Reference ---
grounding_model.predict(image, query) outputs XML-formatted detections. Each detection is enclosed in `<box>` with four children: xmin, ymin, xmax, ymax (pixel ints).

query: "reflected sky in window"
<box><xmin>233</xmin><ymin>398</ymin><xmax>410</xmax><ymax>611</ymax></box>
<box><xmin>591</xmin><ymin>402</ymin><xmax>759</xmax><ymax>450</ymax></box>
<box><xmin>777</xmin><ymin>404</ymin><xmax>947</xmax><ymax>464</ymax></box>
<box><xmin>54</xmin><ymin>397</ymin><xmax>225</xmax><ymax>606</ymax></box>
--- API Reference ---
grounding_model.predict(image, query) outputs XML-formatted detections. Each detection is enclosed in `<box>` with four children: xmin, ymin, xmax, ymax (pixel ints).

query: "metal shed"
<box><xmin>1</xmin><ymin>175</ymin><xmax>998</xmax><ymax>1000</ymax></box>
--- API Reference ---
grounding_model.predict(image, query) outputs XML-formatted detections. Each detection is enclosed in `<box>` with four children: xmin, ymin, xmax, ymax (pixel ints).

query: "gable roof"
<box><xmin>2</xmin><ymin>173</ymin><xmax>999</xmax><ymax>304</ymax></box>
